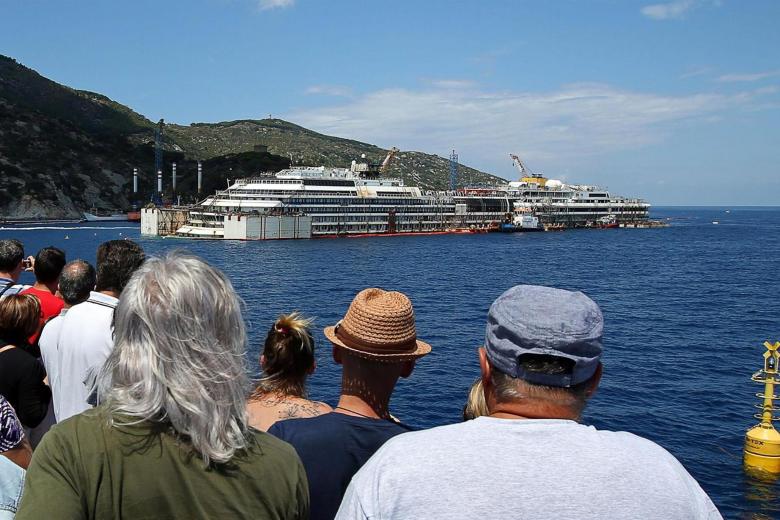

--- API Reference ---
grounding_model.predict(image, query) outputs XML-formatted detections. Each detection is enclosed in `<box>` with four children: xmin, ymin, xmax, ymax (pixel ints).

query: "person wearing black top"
<box><xmin>0</xmin><ymin>294</ymin><xmax>51</xmax><ymax>428</ymax></box>
<box><xmin>269</xmin><ymin>288</ymin><xmax>432</xmax><ymax>520</ymax></box>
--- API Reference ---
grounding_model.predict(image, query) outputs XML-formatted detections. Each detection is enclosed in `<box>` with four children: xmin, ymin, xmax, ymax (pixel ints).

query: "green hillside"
<box><xmin>0</xmin><ymin>55</ymin><xmax>505</xmax><ymax>219</ymax></box>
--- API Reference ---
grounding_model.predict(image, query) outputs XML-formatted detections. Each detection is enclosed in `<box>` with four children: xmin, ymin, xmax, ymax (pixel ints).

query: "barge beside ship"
<box><xmin>141</xmin><ymin>154</ymin><xmax>659</xmax><ymax>240</ymax></box>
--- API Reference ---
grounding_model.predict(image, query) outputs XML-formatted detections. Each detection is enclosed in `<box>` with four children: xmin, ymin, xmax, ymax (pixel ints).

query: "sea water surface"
<box><xmin>2</xmin><ymin>206</ymin><xmax>779</xmax><ymax>518</ymax></box>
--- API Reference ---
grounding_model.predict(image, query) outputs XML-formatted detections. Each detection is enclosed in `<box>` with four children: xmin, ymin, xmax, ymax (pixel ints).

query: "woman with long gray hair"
<box><xmin>16</xmin><ymin>251</ymin><xmax>309</xmax><ymax>519</ymax></box>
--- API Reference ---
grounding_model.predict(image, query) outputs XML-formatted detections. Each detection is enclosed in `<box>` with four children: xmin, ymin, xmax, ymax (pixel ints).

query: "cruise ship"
<box><xmin>167</xmin><ymin>153</ymin><xmax>650</xmax><ymax>239</ymax></box>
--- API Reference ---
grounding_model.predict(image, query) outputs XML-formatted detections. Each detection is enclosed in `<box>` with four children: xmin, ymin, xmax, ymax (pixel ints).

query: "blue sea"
<box><xmin>2</xmin><ymin>206</ymin><xmax>779</xmax><ymax>518</ymax></box>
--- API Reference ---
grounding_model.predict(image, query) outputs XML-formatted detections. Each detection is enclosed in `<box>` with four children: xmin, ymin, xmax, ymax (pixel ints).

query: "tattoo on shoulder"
<box><xmin>277</xmin><ymin>400</ymin><xmax>328</xmax><ymax>419</ymax></box>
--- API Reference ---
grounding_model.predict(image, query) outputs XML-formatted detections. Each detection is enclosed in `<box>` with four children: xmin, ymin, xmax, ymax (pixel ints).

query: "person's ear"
<box><xmin>308</xmin><ymin>359</ymin><xmax>317</xmax><ymax>375</ymax></box>
<box><xmin>584</xmin><ymin>363</ymin><xmax>602</xmax><ymax>398</ymax></box>
<box><xmin>260</xmin><ymin>354</ymin><xmax>267</xmax><ymax>369</ymax></box>
<box><xmin>332</xmin><ymin>346</ymin><xmax>343</xmax><ymax>365</ymax></box>
<box><xmin>479</xmin><ymin>347</ymin><xmax>492</xmax><ymax>386</ymax></box>
<box><xmin>400</xmin><ymin>360</ymin><xmax>415</xmax><ymax>378</ymax></box>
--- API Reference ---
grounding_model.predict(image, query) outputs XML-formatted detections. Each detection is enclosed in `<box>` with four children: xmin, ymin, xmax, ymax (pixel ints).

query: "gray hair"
<box><xmin>98</xmin><ymin>251</ymin><xmax>250</xmax><ymax>465</ymax></box>
<box><xmin>58</xmin><ymin>260</ymin><xmax>95</xmax><ymax>305</ymax></box>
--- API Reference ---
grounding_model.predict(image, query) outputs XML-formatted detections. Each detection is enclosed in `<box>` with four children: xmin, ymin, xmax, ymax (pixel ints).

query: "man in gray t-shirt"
<box><xmin>336</xmin><ymin>285</ymin><xmax>722</xmax><ymax>520</ymax></box>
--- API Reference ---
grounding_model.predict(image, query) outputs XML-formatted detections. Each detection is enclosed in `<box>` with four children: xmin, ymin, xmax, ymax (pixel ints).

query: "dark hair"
<box><xmin>0</xmin><ymin>239</ymin><xmax>24</xmax><ymax>273</ymax></box>
<box><xmin>59</xmin><ymin>260</ymin><xmax>96</xmax><ymax>305</ymax></box>
<box><xmin>0</xmin><ymin>294</ymin><xmax>41</xmax><ymax>344</ymax></box>
<box><xmin>33</xmin><ymin>246</ymin><xmax>66</xmax><ymax>284</ymax></box>
<box><xmin>95</xmin><ymin>240</ymin><xmax>145</xmax><ymax>294</ymax></box>
<box><xmin>253</xmin><ymin>312</ymin><xmax>315</xmax><ymax>398</ymax></box>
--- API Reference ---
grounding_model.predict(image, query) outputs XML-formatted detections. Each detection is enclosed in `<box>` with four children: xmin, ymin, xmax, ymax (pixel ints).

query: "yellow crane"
<box><xmin>510</xmin><ymin>153</ymin><xmax>547</xmax><ymax>186</ymax></box>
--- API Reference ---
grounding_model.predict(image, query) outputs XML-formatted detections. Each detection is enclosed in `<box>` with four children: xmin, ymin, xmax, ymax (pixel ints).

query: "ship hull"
<box><xmin>83</xmin><ymin>212</ymin><xmax>129</xmax><ymax>222</ymax></box>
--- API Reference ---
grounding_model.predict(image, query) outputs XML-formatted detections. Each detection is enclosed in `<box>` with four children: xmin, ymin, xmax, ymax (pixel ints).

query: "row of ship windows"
<box><xmin>312</xmin><ymin>215</ymin><xmax>479</xmax><ymax>223</ymax></box>
<box><xmin>288</xmin><ymin>199</ymin><xmax>441</xmax><ymax>207</ymax></box>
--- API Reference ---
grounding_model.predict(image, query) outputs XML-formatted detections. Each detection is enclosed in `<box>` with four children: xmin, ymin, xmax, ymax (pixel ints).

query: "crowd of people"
<box><xmin>0</xmin><ymin>237</ymin><xmax>722</xmax><ymax>519</ymax></box>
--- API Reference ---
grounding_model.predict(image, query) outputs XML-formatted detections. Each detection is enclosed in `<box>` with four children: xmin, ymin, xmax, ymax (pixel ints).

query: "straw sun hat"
<box><xmin>324</xmin><ymin>288</ymin><xmax>431</xmax><ymax>362</ymax></box>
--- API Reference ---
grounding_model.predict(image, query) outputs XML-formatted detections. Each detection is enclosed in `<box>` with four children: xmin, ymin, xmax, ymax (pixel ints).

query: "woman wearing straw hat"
<box><xmin>269</xmin><ymin>287</ymin><xmax>431</xmax><ymax>520</ymax></box>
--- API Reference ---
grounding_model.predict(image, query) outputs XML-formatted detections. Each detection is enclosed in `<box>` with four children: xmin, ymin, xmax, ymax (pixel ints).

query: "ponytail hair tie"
<box><xmin>276</xmin><ymin>326</ymin><xmax>289</xmax><ymax>335</ymax></box>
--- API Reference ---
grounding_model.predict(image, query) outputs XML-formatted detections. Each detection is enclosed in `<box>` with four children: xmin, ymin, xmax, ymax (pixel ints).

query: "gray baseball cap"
<box><xmin>484</xmin><ymin>285</ymin><xmax>603</xmax><ymax>388</ymax></box>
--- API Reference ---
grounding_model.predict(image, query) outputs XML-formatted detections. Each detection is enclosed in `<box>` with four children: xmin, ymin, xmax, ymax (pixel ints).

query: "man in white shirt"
<box><xmin>336</xmin><ymin>285</ymin><xmax>722</xmax><ymax>520</ymax></box>
<box><xmin>0</xmin><ymin>239</ymin><xmax>33</xmax><ymax>298</ymax></box>
<box><xmin>39</xmin><ymin>260</ymin><xmax>96</xmax><ymax>422</ymax></box>
<box><xmin>52</xmin><ymin>241</ymin><xmax>144</xmax><ymax>422</ymax></box>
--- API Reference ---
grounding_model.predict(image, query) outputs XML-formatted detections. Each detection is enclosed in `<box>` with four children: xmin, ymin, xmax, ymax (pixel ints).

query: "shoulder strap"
<box><xmin>0</xmin><ymin>281</ymin><xmax>13</xmax><ymax>298</ymax></box>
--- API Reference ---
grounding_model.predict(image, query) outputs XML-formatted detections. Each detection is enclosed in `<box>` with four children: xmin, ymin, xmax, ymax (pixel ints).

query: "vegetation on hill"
<box><xmin>0</xmin><ymin>55</ymin><xmax>505</xmax><ymax>219</ymax></box>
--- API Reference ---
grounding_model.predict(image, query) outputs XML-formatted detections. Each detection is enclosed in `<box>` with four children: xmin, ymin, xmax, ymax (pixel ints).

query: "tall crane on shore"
<box><xmin>154</xmin><ymin>119</ymin><xmax>165</xmax><ymax>177</ymax></box>
<box><xmin>449</xmin><ymin>150</ymin><xmax>459</xmax><ymax>190</ymax></box>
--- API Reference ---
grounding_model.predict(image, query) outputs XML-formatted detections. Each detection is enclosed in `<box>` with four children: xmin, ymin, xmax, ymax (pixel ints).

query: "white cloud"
<box><xmin>680</xmin><ymin>66</ymin><xmax>713</xmax><ymax>79</ymax></box>
<box><xmin>286</xmin><ymin>80</ymin><xmax>769</xmax><ymax>179</ymax></box>
<box><xmin>641</xmin><ymin>0</ymin><xmax>700</xmax><ymax>20</ymax></box>
<box><xmin>716</xmin><ymin>70</ymin><xmax>780</xmax><ymax>83</ymax></box>
<box><xmin>305</xmin><ymin>84</ymin><xmax>353</xmax><ymax>97</ymax></box>
<box><xmin>257</xmin><ymin>0</ymin><xmax>294</xmax><ymax>11</ymax></box>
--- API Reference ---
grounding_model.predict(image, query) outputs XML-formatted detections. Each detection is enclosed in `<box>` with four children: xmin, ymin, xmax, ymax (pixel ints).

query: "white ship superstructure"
<box><xmin>168</xmin><ymin>154</ymin><xmax>650</xmax><ymax>239</ymax></box>
<box><xmin>178</xmin><ymin>164</ymin><xmax>514</xmax><ymax>238</ymax></box>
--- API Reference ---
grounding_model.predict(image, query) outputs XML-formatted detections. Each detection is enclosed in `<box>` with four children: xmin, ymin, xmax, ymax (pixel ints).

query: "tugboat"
<box><xmin>500</xmin><ymin>207</ymin><xmax>543</xmax><ymax>232</ymax></box>
<box><xmin>597</xmin><ymin>214</ymin><xmax>619</xmax><ymax>229</ymax></box>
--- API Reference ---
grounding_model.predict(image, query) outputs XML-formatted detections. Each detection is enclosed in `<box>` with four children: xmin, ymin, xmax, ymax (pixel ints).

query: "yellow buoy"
<box><xmin>744</xmin><ymin>341</ymin><xmax>780</xmax><ymax>474</ymax></box>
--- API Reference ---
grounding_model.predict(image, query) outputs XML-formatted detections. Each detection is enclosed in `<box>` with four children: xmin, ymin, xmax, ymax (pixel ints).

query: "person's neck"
<box><xmin>0</xmin><ymin>271</ymin><xmax>17</xmax><ymax>282</ymax></box>
<box><xmin>488</xmin><ymin>401</ymin><xmax>581</xmax><ymax>421</ymax></box>
<box><xmin>97</xmin><ymin>289</ymin><xmax>120</xmax><ymax>299</ymax></box>
<box><xmin>335</xmin><ymin>359</ymin><xmax>400</xmax><ymax>420</ymax></box>
<box><xmin>335</xmin><ymin>394</ymin><xmax>390</xmax><ymax>420</ymax></box>
<box><xmin>32</xmin><ymin>281</ymin><xmax>57</xmax><ymax>294</ymax></box>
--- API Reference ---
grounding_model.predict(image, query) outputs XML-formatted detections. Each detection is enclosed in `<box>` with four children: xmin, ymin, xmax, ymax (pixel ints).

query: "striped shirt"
<box><xmin>0</xmin><ymin>278</ymin><xmax>28</xmax><ymax>299</ymax></box>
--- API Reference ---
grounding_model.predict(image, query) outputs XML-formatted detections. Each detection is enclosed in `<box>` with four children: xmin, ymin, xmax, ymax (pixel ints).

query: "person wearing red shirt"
<box><xmin>21</xmin><ymin>247</ymin><xmax>66</xmax><ymax>346</ymax></box>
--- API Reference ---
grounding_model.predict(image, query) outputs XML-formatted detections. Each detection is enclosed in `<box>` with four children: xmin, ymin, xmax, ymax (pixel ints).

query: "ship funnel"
<box><xmin>197</xmin><ymin>161</ymin><xmax>203</xmax><ymax>193</ymax></box>
<box><xmin>157</xmin><ymin>170</ymin><xmax>162</xmax><ymax>193</ymax></box>
<box><xmin>133</xmin><ymin>168</ymin><xmax>138</xmax><ymax>193</ymax></box>
<box><xmin>172</xmin><ymin>162</ymin><xmax>177</xmax><ymax>192</ymax></box>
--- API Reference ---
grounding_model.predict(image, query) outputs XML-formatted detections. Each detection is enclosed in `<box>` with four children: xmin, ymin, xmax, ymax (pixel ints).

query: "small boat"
<box><xmin>712</xmin><ymin>221</ymin><xmax>720</xmax><ymax>225</ymax></box>
<box><xmin>597</xmin><ymin>215</ymin><xmax>619</xmax><ymax>229</ymax></box>
<box><xmin>83</xmin><ymin>208</ymin><xmax>129</xmax><ymax>222</ymax></box>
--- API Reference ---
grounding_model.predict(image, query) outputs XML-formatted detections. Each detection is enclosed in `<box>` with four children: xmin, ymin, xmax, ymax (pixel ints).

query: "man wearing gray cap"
<box><xmin>336</xmin><ymin>285</ymin><xmax>722</xmax><ymax>520</ymax></box>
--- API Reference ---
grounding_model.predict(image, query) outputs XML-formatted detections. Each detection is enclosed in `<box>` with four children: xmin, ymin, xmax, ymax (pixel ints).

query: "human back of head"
<box><xmin>33</xmin><ymin>246</ymin><xmax>66</xmax><ymax>286</ymax></box>
<box><xmin>482</xmin><ymin>285</ymin><xmax>604</xmax><ymax>419</ymax></box>
<box><xmin>95</xmin><ymin>240</ymin><xmax>145</xmax><ymax>295</ymax></box>
<box><xmin>58</xmin><ymin>260</ymin><xmax>96</xmax><ymax>306</ymax></box>
<box><xmin>258</xmin><ymin>312</ymin><xmax>316</xmax><ymax>397</ymax></box>
<box><xmin>0</xmin><ymin>239</ymin><xmax>24</xmax><ymax>279</ymax></box>
<box><xmin>324</xmin><ymin>288</ymin><xmax>431</xmax><ymax>406</ymax></box>
<box><xmin>98</xmin><ymin>251</ymin><xmax>249</xmax><ymax>465</ymax></box>
<box><xmin>0</xmin><ymin>294</ymin><xmax>40</xmax><ymax>344</ymax></box>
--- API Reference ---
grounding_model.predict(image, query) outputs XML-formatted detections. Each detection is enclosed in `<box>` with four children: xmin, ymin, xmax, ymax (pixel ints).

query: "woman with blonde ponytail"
<box><xmin>247</xmin><ymin>312</ymin><xmax>331</xmax><ymax>431</ymax></box>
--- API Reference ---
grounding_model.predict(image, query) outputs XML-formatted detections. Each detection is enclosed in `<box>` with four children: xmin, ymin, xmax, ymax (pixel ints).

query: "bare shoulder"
<box><xmin>313</xmin><ymin>401</ymin><xmax>333</xmax><ymax>414</ymax></box>
<box><xmin>276</xmin><ymin>398</ymin><xmax>332</xmax><ymax>421</ymax></box>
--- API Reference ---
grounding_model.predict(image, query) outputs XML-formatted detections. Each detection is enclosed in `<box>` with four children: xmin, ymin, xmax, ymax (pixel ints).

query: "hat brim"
<box><xmin>324</xmin><ymin>325</ymin><xmax>431</xmax><ymax>362</ymax></box>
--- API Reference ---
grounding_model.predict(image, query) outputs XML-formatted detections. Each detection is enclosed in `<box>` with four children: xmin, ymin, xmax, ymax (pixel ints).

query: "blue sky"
<box><xmin>2</xmin><ymin>0</ymin><xmax>778</xmax><ymax>204</ymax></box>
